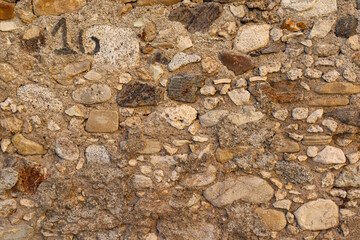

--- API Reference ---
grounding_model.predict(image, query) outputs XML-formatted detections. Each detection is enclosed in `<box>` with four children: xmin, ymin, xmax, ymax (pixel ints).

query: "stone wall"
<box><xmin>1</xmin><ymin>0</ymin><xmax>360</xmax><ymax>239</ymax></box>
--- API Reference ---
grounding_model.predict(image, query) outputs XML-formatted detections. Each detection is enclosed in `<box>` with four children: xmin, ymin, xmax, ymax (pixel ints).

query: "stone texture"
<box><xmin>0</xmin><ymin>198</ymin><xmax>17</xmax><ymax>218</ymax></box>
<box><xmin>0</xmin><ymin>225</ymin><xmax>34</xmax><ymax>240</ymax></box>
<box><xmin>275</xmin><ymin>161</ymin><xmax>313</xmax><ymax>184</ymax></box>
<box><xmin>162</xmin><ymin>105</ymin><xmax>197</xmax><ymax>130</ymax></box>
<box><xmin>85</xmin><ymin>145</ymin><xmax>110</xmax><ymax>165</ymax></box>
<box><xmin>117</xmin><ymin>81</ymin><xmax>164</xmax><ymax>107</ymax></box>
<box><xmin>302</xmin><ymin>135</ymin><xmax>332</xmax><ymax>146</ymax></box>
<box><xmin>313</xmin><ymin>43</ymin><xmax>339</xmax><ymax>57</ymax></box>
<box><xmin>219</xmin><ymin>53</ymin><xmax>254</xmax><ymax>75</ymax></box>
<box><xmin>180</xmin><ymin>165</ymin><xmax>217</xmax><ymax>188</ymax></box>
<box><xmin>12</xmin><ymin>134</ymin><xmax>47</xmax><ymax>155</ymax></box>
<box><xmin>227</xmin><ymin>88</ymin><xmax>250</xmax><ymax>106</ymax></box>
<box><xmin>335</xmin><ymin>165</ymin><xmax>360</xmax><ymax>187</ymax></box>
<box><xmin>167</xmin><ymin>74</ymin><xmax>204</xmax><ymax>103</ymax></box>
<box><xmin>315</xmin><ymin>82</ymin><xmax>360</xmax><ymax>95</ymax></box>
<box><xmin>85</xmin><ymin>110</ymin><xmax>118</xmax><ymax>133</ymax></box>
<box><xmin>72</xmin><ymin>84</ymin><xmax>111</xmax><ymax>105</ymax></box>
<box><xmin>324</xmin><ymin>110</ymin><xmax>360</xmax><ymax>127</ymax></box>
<box><xmin>0</xmin><ymin>168</ymin><xmax>18</xmax><ymax>192</ymax></box>
<box><xmin>0</xmin><ymin>116</ymin><xmax>23</xmax><ymax>133</ymax></box>
<box><xmin>297</xmin><ymin>0</ymin><xmax>337</xmax><ymax>18</ymax></box>
<box><xmin>133</xmin><ymin>175</ymin><xmax>153</xmax><ymax>188</ymax></box>
<box><xmin>234</xmin><ymin>24</ymin><xmax>270</xmax><ymax>53</ymax></box>
<box><xmin>64</xmin><ymin>60</ymin><xmax>91</xmax><ymax>77</ymax></box>
<box><xmin>294</xmin><ymin>199</ymin><xmax>339</xmax><ymax>231</ymax></box>
<box><xmin>335</xmin><ymin>16</ymin><xmax>358</xmax><ymax>38</ymax></box>
<box><xmin>0</xmin><ymin>63</ymin><xmax>17</xmax><ymax>82</ymax></box>
<box><xmin>33</xmin><ymin>0</ymin><xmax>86</xmax><ymax>16</ymax></box>
<box><xmin>168</xmin><ymin>52</ymin><xmax>201</xmax><ymax>72</ymax></box>
<box><xmin>199</xmin><ymin>110</ymin><xmax>229</xmax><ymax>127</ymax></box>
<box><xmin>168</xmin><ymin>3</ymin><xmax>222</xmax><ymax>32</ymax></box>
<box><xmin>313</xmin><ymin>146</ymin><xmax>345</xmax><ymax>164</ymax></box>
<box><xmin>204</xmin><ymin>175</ymin><xmax>274</xmax><ymax>207</ymax></box>
<box><xmin>308</xmin><ymin>97</ymin><xmax>349</xmax><ymax>107</ymax></box>
<box><xmin>309</xmin><ymin>20</ymin><xmax>335</xmax><ymax>39</ymax></box>
<box><xmin>138</xmin><ymin>139</ymin><xmax>161</xmax><ymax>154</ymax></box>
<box><xmin>0</xmin><ymin>1</ymin><xmax>14</xmax><ymax>20</ymax></box>
<box><xmin>55</xmin><ymin>137</ymin><xmax>79</xmax><ymax>161</ymax></box>
<box><xmin>254</xmin><ymin>208</ymin><xmax>287</xmax><ymax>231</ymax></box>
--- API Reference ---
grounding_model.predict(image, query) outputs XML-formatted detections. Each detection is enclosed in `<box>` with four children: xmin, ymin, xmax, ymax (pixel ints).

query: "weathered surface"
<box><xmin>275</xmin><ymin>161</ymin><xmax>313</xmax><ymax>184</ymax></box>
<box><xmin>72</xmin><ymin>84</ymin><xmax>111</xmax><ymax>105</ymax></box>
<box><xmin>335</xmin><ymin>165</ymin><xmax>360</xmax><ymax>187</ymax></box>
<box><xmin>335</xmin><ymin>16</ymin><xmax>358</xmax><ymax>38</ymax></box>
<box><xmin>33</xmin><ymin>0</ymin><xmax>86</xmax><ymax>15</ymax></box>
<box><xmin>234</xmin><ymin>24</ymin><xmax>270</xmax><ymax>53</ymax></box>
<box><xmin>219</xmin><ymin>53</ymin><xmax>254</xmax><ymax>75</ymax></box>
<box><xmin>12</xmin><ymin>134</ymin><xmax>47</xmax><ymax>155</ymax></box>
<box><xmin>55</xmin><ymin>137</ymin><xmax>79</xmax><ymax>161</ymax></box>
<box><xmin>315</xmin><ymin>83</ymin><xmax>360</xmax><ymax>95</ymax></box>
<box><xmin>85</xmin><ymin>110</ymin><xmax>119</xmax><ymax>133</ymax></box>
<box><xmin>0</xmin><ymin>1</ymin><xmax>14</xmax><ymax>20</ymax></box>
<box><xmin>167</xmin><ymin>74</ymin><xmax>204</xmax><ymax>103</ymax></box>
<box><xmin>313</xmin><ymin>146</ymin><xmax>346</xmax><ymax>164</ymax></box>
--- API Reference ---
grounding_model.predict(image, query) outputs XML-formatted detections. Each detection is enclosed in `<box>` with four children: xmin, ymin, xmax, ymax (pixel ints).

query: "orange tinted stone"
<box><xmin>33</xmin><ymin>0</ymin><xmax>86</xmax><ymax>16</ymax></box>
<box><xmin>0</xmin><ymin>1</ymin><xmax>15</xmax><ymax>20</ymax></box>
<box><xmin>219</xmin><ymin>53</ymin><xmax>254</xmax><ymax>75</ymax></box>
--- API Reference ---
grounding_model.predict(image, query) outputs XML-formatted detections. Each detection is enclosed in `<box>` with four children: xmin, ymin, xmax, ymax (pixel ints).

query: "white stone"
<box><xmin>162</xmin><ymin>105</ymin><xmax>197</xmax><ymax>130</ymax></box>
<box><xmin>119</xmin><ymin>72</ymin><xmax>132</xmax><ymax>84</ymax></box>
<box><xmin>65</xmin><ymin>105</ymin><xmax>84</xmax><ymax>117</ymax></box>
<box><xmin>307</xmin><ymin>125</ymin><xmax>323</xmax><ymax>133</ymax></box>
<box><xmin>270</xmin><ymin>28</ymin><xmax>283</xmax><ymax>41</ymax></box>
<box><xmin>226</xmin><ymin>106</ymin><xmax>264</xmax><ymax>126</ymax></box>
<box><xmin>229</xmin><ymin>5</ymin><xmax>246</xmax><ymax>18</ymax></box>
<box><xmin>322</xmin><ymin>118</ymin><xmax>337</xmax><ymax>132</ymax></box>
<box><xmin>273</xmin><ymin>109</ymin><xmax>288</xmax><ymax>121</ymax></box>
<box><xmin>294</xmin><ymin>199</ymin><xmax>339</xmax><ymax>231</ymax></box>
<box><xmin>288</xmin><ymin>133</ymin><xmax>303</xmax><ymax>142</ymax></box>
<box><xmin>199</xmin><ymin>110</ymin><xmax>229</xmax><ymax>127</ymax></box>
<box><xmin>259</xmin><ymin>62</ymin><xmax>282</xmax><ymax>76</ymax></box>
<box><xmin>292</xmin><ymin>107</ymin><xmax>309</xmax><ymax>120</ymax></box>
<box><xmin>306</xmin><ymin>146</ymin><xmax>318</xmax><ymax>158</ymax></box>
<box><xmin>234</xmin><ymin>78</ymin><xmax>247</xmax><ymax>88</ymax></box>
<box><xmin>0</xmin><ymin>21</ymin><xmax>18</xmax><ymax>31</ymax></box>
<box><xmin>23</xmin><ymin>26</ymin><xmax>40</xmax><ymax>40</ymax></box>
<box><xmin>47</xmin><ymin>120</ymin><xmax>60</xmax><ymax>131</ymax></box>
<box><xmin>281</xmin><ymin>0</ymin><xmax>317</xmax><ymax>12</ymax></box>
<box><xmin>343</xmin><ymin>67</ymin><xmax>357</xmax><ymax>82</ymax></box>
<box><xmin>273</xmin><ymin>199</ymin><xmax>292</xmax><ymax>210</ymax></box>
<box><xmin>133</xmin><ymin>18</ymin><xmax>145</xmax><ymax>28</ymax></box>
<box><xmin>168</xmin><ymin>52</ymin><xmax>201</xmax><ymax>72</ymax></box>
<box><xmin>140</xmin><ymin>165</ymin><xmax>152</xmax><ymax>175</ymax></box>
<box><xmin>227</xmin><ymin>88</ymin><xmax>250</xmax><ymax>106</ymax></box>
<box><xmin>347</xmin><ymin>189</ymin><xmax>360</xmax><ymax>199</ymax></box>
<box><xmin>321</xmin><ymin>172</ymin><xmax>335</xmax><ymax>187</ymax></box>
<box><xmin>1</xmin><ymin>138</ymin><xmax>11</xmax><ymax>152</ymax></box>
<box><xmin>322</xmin><ymin>70</ymin><xmax>340</xmax><ymax>83</ymax></box>
<box><xmin>177</xmin><ymin>36</ymin><xmax>193</xmax><ymax>51</ymax></box>
<box><xmin>213</xmin><ymin>78</ymin><xmax>231</xmax><ymax>84</ymax></box>
<box><xmin>306</xmin><ymin>109</ymin><xmax>323</xmax><ymax>123</ymax></box>
<box><xmin>346</xmin><ymin>151</ymin><xmax>360</xmax><ymax>164</ymax></box>
<box><xmin>313</xmin><ymin>146</ymin><xmax>346</xmax><ymax>164</ymax></box>
<box><xmin>340</xmin><ymin>209</ymin><xmax>356</xmax><ymax>218</ymax></box>
<box><xmin>309</xmin><ymin>20</ymin><xmax>335</xmax><ymax>39</ymax></box>
<box><xmin>203</xmin><ymin>97</ymin><xmax>219</xmax><ymax>110</ymax></box>
<box><xmin>220</xmin><ymin>84</ymin><xmax>231</xmax><ymax>95</ymax></box>
<box><xmin>287</xmin><ymin>68</ymin><xmax>303</xmax><ymax>81</ymax></box>
<box><xmin>234</xmin><ymin>24</ymin><xmax>270</xmax><ymax>53</ymax></box>
<box><xmin>285</xmin><ymin>0</ymin><xmax>338</xmax><ymax>18</ymax></box>
<box><xmin>192</xmin><ymin>136</ymin><xmax>208</xmax><ymax>142</ymax></box>
<box><xmin>305</xmin><ymin>68</ymin><xmax>322</xmax><ymax>78</ymax></box>
<box><xmin>149</xmin><ymin>64</ymin><xmax>164</xmax><ymax>81</ymax></box>
<box><xmin>347</xmin><ymin>35</ymin><xmax>360</xmax><ymax>51</ymax></box>
<box><xmin>200</xmin><ymin>85</ymin><xmax>216</xmax><ymax>96</ymax></box>
<box><xmin>329</xmin><ymin>189</ymin><xmax>347</xmax><ymax>198</ymax></box>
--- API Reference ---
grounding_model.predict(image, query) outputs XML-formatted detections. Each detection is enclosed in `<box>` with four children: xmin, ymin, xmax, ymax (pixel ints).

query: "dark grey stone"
<box><xmin>335</xmin><ymin>16</ymin><xmax>358</xmax><ymax>38</ymax></box>
<box><xmin>167</xmin><ymin>74</ymin><xmax>204</xmax><ymax>103</ymax></box>
<box><xmin>275</xmin><ymin>161</ymin><xmax>313</xmax><ymax>185</ymax></box>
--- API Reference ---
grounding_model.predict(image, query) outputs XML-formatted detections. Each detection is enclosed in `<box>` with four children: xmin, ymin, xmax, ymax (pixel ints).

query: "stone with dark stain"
<box><xmin>335</xmin><ymin>16</ymin><xmax>358</xmax><ymax>38</ymax></box>
<box><xmin>167</xmin><ymin>74</ymin><xmax>204</xmax><ymax>103</ymax></box>
<box><xmin>0</xmin><ymin>0</ymin><xmax>15</xmax><ymax>20</ymax></box>
<box><xmin>324</xmin><ymin>110</ymin><xmax>360</xmax><ymax>127</ymax></box>
<box><xmin>117</xmin><ymin>81</ymin><xmax>164</xmax><ymax>107</ymax></box>
<box><xmin>219</xmin><ymin>53</ymin><xmax>254</xmax><ymax>75</ymax></box>
<box><xmin>169</xmin><ymin>3</ymin><xmax>222</xmax><ymax>32</ymax></box>
<box><xmin>248</xmin><ymin>81</ymin><xmax>304</xmax><ymax>103</ymax></box>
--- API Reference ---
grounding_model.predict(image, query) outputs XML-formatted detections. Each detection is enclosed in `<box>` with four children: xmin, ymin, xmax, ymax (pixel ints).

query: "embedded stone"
<box><xmin>219</xmin><ymin>53</ymin><xmax>254</xmax><ymax>75</ymax></box>
<box><xmin>180</xmin><ymin>165</ymin><xmax>217</xmax><ymax>188</ymax></box>
<box><xmin>138</xmin><ymin>139</ymin><xmax>161</xmax><ymax>154</ymax></box>
<box><xmin>254</xmin><ymin>208</ymin><xmax>287</xmax><ymax>231</ymax></box>
<box><xmin>274</xmin><ymin>139</ymin><xmax>300</xmax><ymax>153</ymax></box>
<box><xmin>137</xmin><ymin>0</ymin><xmax>181</xmax><ymax>6</ymax></box>
<box><xmin>0</xmin><ymin>199</ymin><xmax>17</xmax><ymax>218</ymax></box>
<box><xmin>168</xmin><ymin>52</ymin><xmax>201</xmax><ymax>72</ymax></box>
<box><xmin>324</xmin><ymin>110</ymin><xmax>360</xmax><ymax>127</ymax></box>
<box><xmin>215</xmin><ymin>148</ymin><xmax>234</xmax><ymax>163</ymax></box>
<box><xmin>85</xmin><ymin>110</ymin><xmax>119</xmax><ymax>133</ymax></box>
<box><xmin>12</xmin><ymin>134</ymin><xmax>47</xmax><ymax>156</ymax></box>
<box><xmin>0</xmin><ymin>116</ymin><xmax>23</xmax><ymax>133</ymax></box>
<box><xmin>309</xmin><ymin>20</ymin><xmax>335</xmax><ymax>39</ymax></box>
<box><xmin>33</xmin><ymin>0</ymin><xmax>86</xmax><ymax>16</ymax></box>
<box><xmin>227</xmin><ymin>88</ymin><xmax>250</xmax><ymax>106</ymax></box>
<box><xmin>143</xmin><ymin>21</ymin><xmax>156</xmax><ymax>42</ymax></box>
<box><xmin>297</xmin><ymin>0</ymin><xmax>337</xmax><ymax>18</ymax></box>
<box><xmin>0</xmin><ymin>225</ymin><xmax>34</xmax><ymax>240</ymax></box>
<box><xmin>335</xmin><ymin>165</ymin><xmax>360</xmax><ymax>187</ymax></box>
<box><xmin>85</xmin><ymin>145</ymin><xmax>110</xmax><ymax>165</ymax></box>
<box><xmin>167</xmin><ymin>74</ymin><xmax>204</xmax><ymax>103</ymax></box>
<box><xmin>335</xmin><ymin>16</ymin><xmax>358</xmax><ymax>38</ymax></box>
<box><xmin>55</xmin><ymin>137</ymin><xmax>79</xmax><ymax>161</ymax></box>
<box><xmin>199</xmin><ymin>110</ymin><xmax>229</xmax><ymax>127</ymax></box>
<box><xmin>275</xmin><ymin>161</ymin><xmax>313</xmax><ymax>184</ymax></box>
<box><xmin>0</xmin><ymin>63</ymin><xmax>17</xmax><ymax>82</ymax></box>
<box><xmin>203</xmin><ymin>175</ymin><xmax>274</xmax><ymax>207</ymax></box>
<box><xmin>117</xmin><ymin>81</ymin><xmax>164</xmax><ymax>107</ymax></box>
<box><xmin>315</xmin><ymin>82</ymin><xmax>360</xmax><ymax>95</ymax></box>
<box><xmin>313</xmin><ymin>146</ymin><xmax>345</xmax><ymax>164</ymax></box>
<box><xmin>234</xmin><ymin>24</ymin><xmax>270</xmax><ymax>53</ymax></box>
<box><xmin>162</xmin><ymin>105</ymin><xmax>197</xmax><ymax>130</ymax></box>
<box><xmin>313</xmin><ymin>43</ymin><xmax>339</xmax><ymax>57</ymax></box>
<box><xmin>72</xmin><ymin>84</ymin><xmax>111</xmax><ymax>105</ymax></box>
<box><xmin>302</xmin><ymin>135</ymin><xmax>332</xmax><ymax>146</ymax></box>
<box><xmin>294</xmin><ymin>199</ymin><xmax>339</xmax><ymax>231</ymax></box>
<box><xmin>64</xmin><ymin>60</ymin><xmax>91</xmax><ymax>77</ymax></box>
<box><xmin>133</xmin><ymin>175</ymin><xmax>153</xmax><ymax>188</ymax></box>
<box><xmin>308</xmin><ymin>97</ymin><xmax>349</xmax><ymax>106</ymax></box>
<box><xmin>0</xmin><ymin>168</ymin><xmax>18</xmax><ymax>192</ymax></box>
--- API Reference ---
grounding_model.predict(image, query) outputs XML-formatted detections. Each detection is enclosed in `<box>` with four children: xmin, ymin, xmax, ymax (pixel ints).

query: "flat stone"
<box><xmin>234</xmin><ymin>24</ymin><xmax>270</xmax><ymax>53</ymax></box>
<box><xmin>0</xmin><ymin>20</ymin><xmax>17</xmax><ymax>31</ymax></box>
<box><xmin>168</xmin><ymin>52</ymin><xmax>201</xmax><ymax>72</ymax></box>
<box><xmin>313</xmin><ymin>146</ymin><xmax>345</xmax><ymax>164</ymax></box>
<box><xmin>0</xmin><ymin>116</ymin><xmax>23</xmax><ymax>133</ymax></box>
<box><xmin>137</xmin><ymin>0</ymin><xmax>181</xmax><ymax>6</ymax></box>
<box><xmin>292</xmin><ymin>107</ymin><xmax>308</xmax><ymax>120</ymax></box>
<box><xmin>322</xmin><ymin>70</ymin><xmax>340</xmax><ymax>83</ymax></box>
<box><xmin>295</xmin><ymin>199</ymin><xmax>339</xmax><ymax>231</ymax></box>
<box><xmin>72</xmin><ymin>84</ymin><xmax>111</xmax><ymax>105</ymax></box>
<box><xmin>313</xmin><ymin>43</ymin><xmax>339</xmax><ymax>57</ymax></box>
<box><xmin>65</xmin><ymin>105</ymin><xmax>84</xmax><ymax>117</ymax></box>
<box><xmin>273</xmin><ymin>199</ymin><xmax>292</xmax><ymax>210</ymax></box>
<box><xmin>254</xmin><ymin>208</ymin><xmax>287</xmax><ymax>231</ymax></box>
<box><xmin>199</xmin><ymin>110</ymin><xmax>229</xmax><ymax>127</ymax></box>
<box><xmin>117</xmin><ymin>81</ymin><xmax>163</xmax><ymax>107</ymax></box>
<box><xmin>281</xmin><ymin>0</ymin><xmax>317</xmax><ymax>12</ymax></box>
<box><xmin>0</xmin><ymin>63</ymin><xmax>17</xmax><ymax>82</ymax></box>
<box><xmin>335</xmin><ymin>16</ymin><xmax>358</xmax><ymax>38</ymax></box>
<box><xmin>167</xmin><ymin>74</ymin><xmax>204</xmax><ymax>103</ymax></box>
<box><xmin>17</xmin><ymin>84</ymin><xmax>63</xmax><ymax>112</ymax></box>
<box><xmin>0</xmin><ymin>168</ymin><xmax>18</xmax><ymax>192</ymax></box>
<box><xmin>335</xmin><ymin>165</ymin><xmax>360</xmax><ymax>187</ymax></box>
<box><xmin>315</xmin><ymin>82</ymin><xmax>360</xmax><ymax>95</ymax></box>
<box><xmin>308</xmin><ymin>97</ymin><xmax>349</xmax><ymax>107</ymax></box>
<box><xmin>227</xmin><ymin>88</ymin><xmax>250</xmax><ymax>106</ymax></box>
<box><xmin>64</xmin><ymin>60</ymin><xmax>91</xmax><ymax>77</ymax></box>
<box><xmin>162</xmin><ymin>105</ymin><xmax>197</xmax><ymax>130</ymax></box>
<box><xmin>0</xmin><ymin>1</ymin><xmax>14</xmax><ymax>20</ymax></box>
<box><xmin>307</xmin><ymin>109</ymin><xmax>323</xmax><ymax>123</ymax></box>
<box><xmin>215</xmin><ymin>148</ymin><xmax>234</xmax><ymax>163</ymax></box>
<box><xmin>0</xmin><ymin>199</ymin><xmax>17</xmax><ymax>218</ymax></box>
<box><xmin>55</xmin><ymin>137</ymin><xmax>79</xmax><ymax>161</ymax></box>
<box><xmin>138</xmin><ymin>139</ymin><xmax>161</xmax><ymax>154</ymax></box>
<box><xmin>85</xmin><ymin>110</ymin><xmax>118</xmax><ymax>133</ymax></box>
<box><xmin>226</xmin><ymin>106</ymin><xmax>264</xmax><ymax>126</ymax></box>
<box><xmin>33</xmin><ymin>0</ymin><xmax>86</xmax><ymax>15</ymax></box>
<box><xmin>0</xmin><ymin>225</ymin><xmax>34</xmax><ymax>240</ymax></box>
<box><xmin>133</xmin><ymin>175</ymin><xmax>153</xmax><ymax>189</ymax></box>
<box><xmin>274</xmin><ymin>139</ymin><xmax>300</xmax><ymax>153</ymax></box>
<box><xmin>180</xmin><ymin>165</ymin><xmax>217</xmax><ymax>188</ymax></box>
<box><xmin>302</xmin><ymin>135</ymin><xmax>332</xmax><ymax>146</ymax></box>
<box><xmin>298</xmin><ymin>0</ymin><xmax>337</xmax><ymax>18</ymax></box>
<box><xmin>168</xmin><ymin>3</ymin><xmax>222</xmax><ymax>32</ymax></box>
<box><xmin>324</xmin><ymin>110</ymin><xmax>360</xmax><ymax>127</ymax></box>
<box><xmin>12</xmin><ymin>134</ymin><xmax>46</xmax><ymax>155</ymax></box>
<box><xmin>219</xmin><ymin>53</ymin><xmax>254</xmax><ymax>75</ymax></box>
<box><xmin>275</xmin><ymin>161</ymin><xmax>313</xmax><ymax>184</ymax></box>
<box><xmin>85</xmin><ymin>26</ymin><xmax>139</xmax><ymax>68</ymax></box>
<box><xmin>85</xmin><ymin>145</ymin><xmax>110</xmax><ymax>165</ymax></box>
<box><xmin>309</xmin><ymin>20</ymin><xmax>335</xmax><ymax>39</ymax></box>
<box><xmin>84</xmin><ymin>70</ymin><xmax>101</xmax><ymax>81</ymax></box>
<box><xmin>203</xmin><ymin>175</ymin><xmax>274</xmax><ymax>207</ymax></box>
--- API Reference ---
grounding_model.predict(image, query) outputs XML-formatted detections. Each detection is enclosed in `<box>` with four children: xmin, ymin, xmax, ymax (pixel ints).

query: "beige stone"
<box><xmin>85</xmin><ymin>110</ymin><xmax>118</xmax><ymax>133</ymax></box>
<box><xmin>0</xmin><ymin>63</ymin><xmax>17</xmax><ymax>82</ymax></box>
<box><xmin>138</xmin><ymin>139</ymin><xmax>161</xmax><ymax>154</ymax></box>
<box><xmin>0</xmin><ymin>116</ymin><xmax>23</xmax><ymax>133</ymax></box>
<box><xmin>315</xmin><ymin>83</ymin><xmax>360</xmax><ymax>95</ymax></box>
<box><xmin>12</xmin><ymin>134</ymin><xmax>47</xmax><ymax>155</ymax></box>
<box><xmin>64</xmin><ymin>60</ymin><xmax>91</xmax><ymax>77</ymax></box>
<box><xmin>180</xmin><ymin>165</ymin><xmax>217</xmax><ymax>188</ymax></box>
<box><xmin>136</xmin><ymin>0</ymin><xmax>181</xmax><ymax>6</ymax></box>
<box><xmin>254</xmin><ymin>208</ymin><xmax>287</xmax><ymax>231</ymax></box>
<box><xmin>33</xmin><ymin>0</ymin><xmax>86</xmax><ymax>16</ymax></box>
<box><xmin>215</xmin><ymin>148</ymin><xmax>234</xmax><ymax>163</ymax></box>
<box><xmin>308</xmin><ymin>97</ymin><xmax>349</xmax><ymax>107</ymax></box>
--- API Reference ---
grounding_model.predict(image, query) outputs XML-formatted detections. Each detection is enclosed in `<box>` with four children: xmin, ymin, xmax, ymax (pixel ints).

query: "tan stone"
<box><xmin>274</xmin><ymin>139</ymin><xmax>300</xmax><ymax>153</ymax></box>
<box><xmin>0</xmin><ymin>116</ymin><xmax>23</xmax><ymax>133</ymax></box>
<box><xmin>18</xmin><ymin>9</ymin><xmax>37</xmax><ymax>23</ymax></box>
<box><xmin>12</xmin><ymin>134</ymin><xmax>47</xmax><ymax>155</ymax></box>
<box><xmin>137</xmin><ymin>0</ymin><xmax>181</xmax><ymax>6</ymax></box>
<box><xmin>0</xmin><ymin>1</ymin><xmax>15</xmax><ymax>20</ymax></box>
<box><xmin>308</xmin><ymin>97</ymin><xmax>349</xmax><ymax>106</ymax></box>
<box><xmin>254</xmin><ymin>208</ymin><xmax>287</xmax><ymax>231</ymax></box>
<box><xmin>85</xmin><ymin>110</ymin><xmax>119</xmax><ymax>133</ymax></box>
<box><xmin>215</xmin><ymin>148</ymin><xmax>234</xmax><ymax>163</ymax></box>
<box><xmin>64</xmin><ymin>60</ymin><xmax>91</xmax><ymax>77</ymax></box>
<box><xmin>138</xmin><ymin>139</ymin><xmax>161</xmax><ymax>154</ymax></box>
<box><xmin>0</xmin><ymin>63</ymin><xmax>18</xmax><ymax>82</ymax></box>
<box><xmin>302</xmin><ymin>135</ymin><xmax>332</xmax><ymax>146</ymax></box>
<box><xmin>33</xmin><ymin>0</ymin><xmax>86</xmax><ymax>16</ymax></box>
<box><xmin>315</xmin><ymin>83</ymin><xmax>360</xmax><ymax>95</ymax></box>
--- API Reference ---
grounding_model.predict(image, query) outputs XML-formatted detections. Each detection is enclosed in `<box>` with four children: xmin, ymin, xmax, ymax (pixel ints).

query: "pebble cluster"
<box><xmin>1</xmin><ymin>0</ymin><xmax>360</xmax><ymax>239</ymax></box>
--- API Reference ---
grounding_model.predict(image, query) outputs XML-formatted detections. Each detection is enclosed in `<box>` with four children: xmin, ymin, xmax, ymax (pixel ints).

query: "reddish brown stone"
<box><xmin>0</xmin><ymin>1</ymin><xmax>15</xmax><ymax>20</ymax></box>
<box><xmin>219</xmin><ymin>53</ymin><xmax>254</xmax><ymax>75</ymax></box>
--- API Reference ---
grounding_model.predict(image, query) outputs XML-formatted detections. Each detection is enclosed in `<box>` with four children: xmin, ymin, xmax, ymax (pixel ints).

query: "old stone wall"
<box><xmin>1</xmin><ymin>0</ymin><xmax>360</xmax><ymax>239</ymax></box>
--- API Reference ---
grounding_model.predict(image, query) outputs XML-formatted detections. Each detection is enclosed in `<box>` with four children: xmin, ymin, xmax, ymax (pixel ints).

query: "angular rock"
<box><xmin>313</xmin><ymin>146</ymin><xmax>346</xmax><ymax>164</ymax></box>
<box><xmin>0</xmin><ymin>63</ymin><xmax>17</xmax><ymax>82</ymax></box>
<box><xmin>315</xmin><ymin>82</ymin><xmax>360</xmax><ymax>95</ymax></box>
<box><xmin>55</xmin><ymin>137</ymin><xmax>79</xmax><ymax>161</ymax></box>
<box><xmin>281</xmin><ymin>0</ymin><xmax>317</xmax><ymax>12</ymax></box>
<box><xmin>273</xmin><ymin>199</ymin><xmax>292</xmax><ymax>210</ymax></box>
<box><xmin>12</xmin><ymin>134</ymin><xmax>47</xmax><ymax>156</ymax></box>
<box><xmin>64</xmin><ymin>60</ymin><xmax>91</xmax><ymax>77</ymax></box>
<box><xmin>85</xmin><ymin>110</ymin><xmax>119</xmax><ymax>133</ymax></box>
<box><xmin>143</xmin><ymin>21</ymin><xmax>156</xmax><ymax>42</ymax></box>
<box><xmin>168</xmin><ymin>3</ymin><xmax>222</xmax><ymax>32</ymax></box>
<box><xmin>0</xmin><ymin>225</ymin><xmax>34</xmax><ymax>240</ymax></box>
<box><xmin>33</xmin><ymin>0</ymin><xmax>86</xmax><ymax>16</ymax></box>
<box><xmin>85</xmin><ymin>145</ymin><xmax>110</xmax><ymax>165</ymax></box>
<box><xmin>273</xmin><ymin>139</ymin><xmax>300</xmax><ymax>153</ymax></box>
<box><xmin>180</xmin><ymin>165</ymin><xmax>217</xmax><ymax>188</ymax></box>
<box><xmin>0</xmin><ymin>1</ymin><xmax>14</xmax><ymax>20</ymax></box>
<box><xmin>17</xmin><ymin>84</ymin><xmax>63</xmax><ymax>112</ymax></box>
<box><xmin>335</xmin><ymin>16</ymin><xmax>358</xmax><ymax>38</ymax></box>
<box><xmin>308</xmin><ymin>97</ymin><xmax>349</xmax><ymax>107</ymax></box>
<box><xmin>0</xmin><ymin>168</ymin><xmax>18</xmax><ymax>192</ymax></box>
<box><xmin>234</xmin><ymin>24</ymin><xmax>270</xmax><ymax>53</ymax></box>
<box><xmin>117</xmin><ymin>81</ymin><xmax>163</xmax><ymax>107</ymax></box>
<box><xmin>215</xmin><ymin>148</ymin><xmax>234</xmax><ymax>163</ymax></box>
<box><xmin>72</xmin><ymin>84</ymin><xmax>111</xmax><ymax>105</ymax></box>
<box><xmin>203</xmin><ymin>175</ymin><xmax>274</xmax><ymax>207</ymax></box>
<box><xmin>0</xmin><ymin>199</ymin><xmax>17</xmax><ymax>218</ymax></box>
<box><xmin>335</xmin><ymin>165</ymin><xmax>360</xmax><ymax>187</ymax></box>
<box><xmin>298</xmin><ymin>0</ymin><xmax>337</xmax><ymax>18</ymax></box>
<box><xmin>294</xmin><ymin>199</ymin><xmax>339</xmax><ymax>231</ymax></box>
<box><xmin>227</xmin><ymin>88</ymin><xmax>250</xmax><ymax>106</ymax></box>
<box><xmin>168</xmin><ymin>52</ymin><xmax>201</xmax><ymax>72</ymax></box>
<box><xmin>162</xmin><ymin>105</ymin><xmax>197</xmax><ymax>130</ymax></box>
<box><xmin>167</xmin><ymin>74</ymin><xmax>204</xmax><ymax>103</ymax></box>
<box><xmin>133</xmin><ymin>175</ymin><xmax>153</xmax><ymax>189</ymax></box>
<box><xmin>225</xmin><ymin>107</ymin><xmax>264</xmax><ymax>126</ymax></box>
<box><xmin>254</xmin><ymin>208</ymin><xmax>287</xmax><ymax>231</ymax></box>
<box><xmin>199</xmin><ymin>110</ymin><xmax>229</xmax><ymax>127</ymax></box>
<box><xmin>292</xmin><ymin>107</ymin><xmax>308</xmax><ymax>120</ymax></box>
<box><xmin>137</xmin><ymin>0</ymin><xmax>181</xmax><ymax>5</ymax></box>
<box><xmin>219</xmin><ymin>53</ymin><xmax>254</xmax><ymax>75</ymax></box>
<box><xmin>309</xmin><ymin>20</ymin><xmax>335</xmax><ymax>39</ymax></box>
<box><xmin>313</xmin><ymin>43</ymin><xmax>339</xmax><ymax>57</ymax></box>
<box><xmin>0</xmin><ymin>116</ymin><xmax>23</xmax><ymax>133</ymax></box>
<box><xmin>275</xmin><ymin>161</ymin><xmax>313</xmax><ymax>184</ymax></box>
<box><xmin>325</xmin><ymin>110</ymin><xmax>360</xmax><ymax>127</ymax></box>
<box><xmin>302</xmin><ymin>135</ymin><xmax>332</xmax><ymax>146</ymax></box>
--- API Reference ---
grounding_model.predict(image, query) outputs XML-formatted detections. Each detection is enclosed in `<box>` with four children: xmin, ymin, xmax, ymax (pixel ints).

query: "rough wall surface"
<box><xmin>1</xmin><ymin>0</ymin><xmax>360</xmax><ymax>239</ymax></box>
